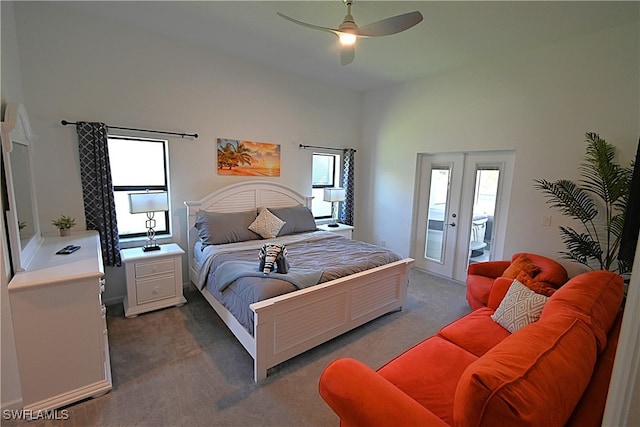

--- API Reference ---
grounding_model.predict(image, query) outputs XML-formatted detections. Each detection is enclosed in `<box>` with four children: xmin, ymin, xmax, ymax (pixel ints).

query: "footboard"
<box><xmin>250</xmin><ymin>258</ymin><xmax>414</xmax><ymax>381</ymax></box>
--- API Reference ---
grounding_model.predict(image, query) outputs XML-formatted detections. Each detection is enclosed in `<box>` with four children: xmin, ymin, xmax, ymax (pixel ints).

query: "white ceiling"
<box><xmin>63</xmin><ymin>1</ymin><xmax>639</xmax><ymax>92</ymax></box>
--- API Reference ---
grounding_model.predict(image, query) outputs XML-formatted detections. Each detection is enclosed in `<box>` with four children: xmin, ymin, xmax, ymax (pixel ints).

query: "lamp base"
<box><xmin>143</xmin><ymin>245</ymin><xmax>161</xmax><ymax>252</ymax></box>
<box><xmin>327</xmin><ymin>223</ymin><xmax>339</xmax><ymax>228</ymax></box>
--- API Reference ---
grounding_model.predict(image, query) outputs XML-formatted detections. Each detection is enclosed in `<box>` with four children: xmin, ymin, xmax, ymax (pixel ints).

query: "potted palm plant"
<box><xmin>52</xmin><ymin>215</ymin><xmax>76</xmax><ymax>236</ymax></box>
<box><xmin>534</xmin><ymin>132</ymin><xmax>633</xmax><ymax>273</ymax></box>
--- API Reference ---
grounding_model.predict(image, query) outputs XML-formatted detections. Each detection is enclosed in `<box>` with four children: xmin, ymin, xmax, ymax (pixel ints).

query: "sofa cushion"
<box><xmin>516</xmin><ymin>271</ymin><xmax>557</xmax><ymax>297</ymax></box>
<box><xmin>454</xmin><ymin>314</ymin><xmax>597</xmax><ymax>427</ymax></box>
<box><xmin>491</xmin><ymin>279</ymin><xmax>549</xmax><ymax>333</ymax></box>
<box><xmin>566</xmin><ymin>311</ymin><xmax>623</xmax><ymax>427</ymax></box>
<box><xmin>541</xmin><ymin>270</ymin><xmax>623</xmax><ymax>353</ymax></box>
<box><xmin>502</xmin><ymin>254</ymin><xmax>541</xmax><ymax>279</ymax></box>
<box><xmin>467</xmin><ymin>260</ymin><xmax>511</xmax><ymax>278</ymax></box>
<box><xmin>486</xmin><ymin>277</ymin><xmax>516</xmax><ymax>310</ymax></box>
<box><xmin>378</xmin><ymin>336</ymin><xmax>478</xmax><ymax>425</ymax></box>
<box><xmin>466</xmin><ymin>275</ymin><xmax>495</xmax><ymax>310</ymax></box>
<box><xmin>438</xmin><ymin>308</ymin><xmax>511</xmax><ymax>357</ymax></box>
<box><xmin>515</xmin><ymin>252</ymin><xmax>568</xmax><ymax>287</ymax></box>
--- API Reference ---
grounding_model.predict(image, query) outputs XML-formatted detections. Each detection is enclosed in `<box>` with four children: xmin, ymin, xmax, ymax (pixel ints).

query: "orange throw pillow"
<box><xmin>516</xmin><ymin>271</ymin><xmax>557</xmax><ymax>297</ymax></box>
<box><xmin>502</xmin><ymin>255</ymin><xmax>541</xmax><ymax>279</ymax></box>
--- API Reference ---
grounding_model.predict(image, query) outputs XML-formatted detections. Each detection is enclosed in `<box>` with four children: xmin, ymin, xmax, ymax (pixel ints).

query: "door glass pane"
<box><xmin>468</xmin><ymin>168</ymin><xmax>500</xmax><ymax>264</ymax></box>
<box><xmin>425</xmin><ymin>167</ymin><xmax>450</xmax><ymax>262</ymax></box>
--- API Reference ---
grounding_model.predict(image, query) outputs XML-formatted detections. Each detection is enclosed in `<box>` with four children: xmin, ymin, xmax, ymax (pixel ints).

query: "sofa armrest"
<box><xmin>319</xmin><ymin>358</ymin><xmax>449</xmax><ymax>427</ymax></box>
<box><xmin>467</xmin><ymin>260</ymin><xmax>511</xmax><ymax>279</ymax></box>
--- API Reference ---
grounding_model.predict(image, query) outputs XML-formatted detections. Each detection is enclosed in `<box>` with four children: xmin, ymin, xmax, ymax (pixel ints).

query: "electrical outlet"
<box><xmin>380</xmin><ymin>240</ymin><xmax>386</xmax><ymax>247</ymax></box>
<box><xmin>542</xmin><ymin>215</ymin><xmax>552</xmax><ymax>226</ymax></box>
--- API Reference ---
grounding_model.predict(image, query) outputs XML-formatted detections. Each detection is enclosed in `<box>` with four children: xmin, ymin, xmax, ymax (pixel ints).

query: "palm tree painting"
<box><xmin>217</xmin><ymin>138</ymin><xmax>281</xmax><ymax>176</ymax></box>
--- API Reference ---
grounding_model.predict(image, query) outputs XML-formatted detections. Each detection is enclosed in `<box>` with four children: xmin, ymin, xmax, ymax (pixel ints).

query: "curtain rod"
<box><xmin>61</xmin><ymin>120</ymin><xmax>198</xmax><ymax>139</ymax></box>
<box><xmin>299</xmin><ymin>144</ymin><xmax>356</xmax><ymax>152</ymax></box>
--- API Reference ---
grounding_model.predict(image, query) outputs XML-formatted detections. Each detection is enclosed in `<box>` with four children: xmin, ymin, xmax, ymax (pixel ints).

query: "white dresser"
<box><xmin>8</xmin><ymin>231</ymin><xmax>112</xmax><ymax>412</ymax></box>
<box><xmin>120</xmin><ymin>243</ymin><xmax>186</xmax><ymax>318</ymax></box>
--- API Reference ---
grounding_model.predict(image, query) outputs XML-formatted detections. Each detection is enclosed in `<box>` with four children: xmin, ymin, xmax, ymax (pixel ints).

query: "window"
<box><xmin>311</xmin><ymin>153</ymin><xmax>341</xmax><ymax>218</ymax></box>
<box><xmin>107</xmin><ymin>136</ymin><xmax>170</xmax><ymax>239</ymax></box>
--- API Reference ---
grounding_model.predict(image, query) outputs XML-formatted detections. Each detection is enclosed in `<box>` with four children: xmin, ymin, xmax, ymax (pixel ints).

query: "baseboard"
<box><xmin>102</xmin><ymin>295</ymin><xmax>124</xmax><ymax>306</ymax></box>
<box><xmin>1</xmin><ymin>397</ymin><xmax>24</xmax><ymax>412</ymax></box>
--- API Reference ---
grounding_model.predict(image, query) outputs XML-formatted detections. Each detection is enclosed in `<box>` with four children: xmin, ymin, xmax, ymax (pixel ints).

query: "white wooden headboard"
<box><xmin>183</xmin><ymin>181</ymin><xmax>313</xmax><ymax>282</ymax></box>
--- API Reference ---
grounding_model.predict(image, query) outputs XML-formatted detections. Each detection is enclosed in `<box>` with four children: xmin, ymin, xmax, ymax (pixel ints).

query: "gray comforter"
<box><xmin>198</xmin><ymin>231</ymin><xmax>402</xmax><ymax>335</ymax></box>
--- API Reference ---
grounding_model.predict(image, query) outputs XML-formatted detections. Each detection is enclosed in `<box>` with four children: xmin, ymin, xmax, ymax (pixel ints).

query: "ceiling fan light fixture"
<box><xmin>339</xmin><ymin>33</ymin><xmax>357</xmax><ymax>45</ymax></box>
<box><xmin>277</xmin><ymin>0</ymin><xmax>423</xmax><ymax>65</ymax></box>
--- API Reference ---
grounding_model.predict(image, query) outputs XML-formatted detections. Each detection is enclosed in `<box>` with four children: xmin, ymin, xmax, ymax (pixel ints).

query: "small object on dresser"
<box><xmin>56</xmin><ymin>245</ymin><xmax>81</xmax><ymax>255</ymax></box>
<box><xmin>51</xmin><ymin>215</ymin><xmax>76</xmax><ymax>236</ymax></box>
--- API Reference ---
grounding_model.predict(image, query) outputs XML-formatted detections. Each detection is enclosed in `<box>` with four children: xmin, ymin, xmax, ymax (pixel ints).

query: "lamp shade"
<box><xmin>323</xmin><ymin>187</ymin><xmax>346</xmax><ymax>203</ymax></box>
<box><xmin>128</xmin><ymin>191</ymin><xmax>169</xmax><ymax>214</ymax></box>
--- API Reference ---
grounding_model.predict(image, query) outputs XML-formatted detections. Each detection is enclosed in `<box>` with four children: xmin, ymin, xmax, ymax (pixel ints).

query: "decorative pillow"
<box><xmin>491</xmin><ymin>279</ymin><xmax>549</xmax><ymax>333</ymax></box>
<box><xmin>248</xmin><ymin>208</ymin><xmax>286</xmax><ymax>239</ymax></box>
<box><xmin>195</xmin><ymin>209</ymin><xmax>260</xmax><ymax>246</ymax></box>
<box><xmin>516</xmin><ymin>271</ymin><xmax>557</xmax><ymax>297</ymax></box>
<box><xmin>269</xmin><ymin>206</ymin><xmax>318</xmax><ymax>236</ymax></box>
<box><xmin>502</xmin><ymin>255</ymin><xmax>541</xmax><ymax>279</ymax></box>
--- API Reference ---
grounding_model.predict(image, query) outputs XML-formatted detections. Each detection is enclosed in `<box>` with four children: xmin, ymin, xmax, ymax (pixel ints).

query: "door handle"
<box><xmin>448</xmin><ymin>222</ymin><xmax>456</xmax><ymax>227</ymax></box>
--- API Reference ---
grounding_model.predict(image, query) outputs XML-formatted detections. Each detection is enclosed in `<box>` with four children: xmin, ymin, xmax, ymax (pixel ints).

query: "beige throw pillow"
<box><xmin>491</xmin><ymin>279</ymin><xmax>549</xmax><ymax>333</ymax></box>
<box><xmin>248</xmin><ymin>208</ymin><xmax>285</xmax><ymax>239</ymax></box>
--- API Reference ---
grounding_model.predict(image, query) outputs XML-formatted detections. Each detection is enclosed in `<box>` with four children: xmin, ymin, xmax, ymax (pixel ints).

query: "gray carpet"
<box><xmin>9</xmin><ymin>268</ymin><xmax>470</xmax><ymax>427</ymax></box>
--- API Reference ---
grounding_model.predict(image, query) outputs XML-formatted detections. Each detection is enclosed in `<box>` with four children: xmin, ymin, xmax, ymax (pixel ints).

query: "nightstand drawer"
<box><xmin>136</xmin><ymin>274</ymin><xmax>176</xmax><ymax>304</ymax></box>
<box><xmin>135</xmin><ymin>259</ymin><xmax>175</xmax><ymax>278</ymax></box>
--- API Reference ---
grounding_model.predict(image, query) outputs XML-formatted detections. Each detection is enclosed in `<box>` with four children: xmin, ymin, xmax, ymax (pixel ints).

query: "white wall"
<box><xmin>4</xmin><ymin>0</ymin><xmax>639</xmax><ymax>417</ymax></box>
<box><xmin>11</xmin><ymin>2</ymin><xmax>362</xmax><ymax>303</ymax></box>
<box><xmin>1</xmin><ymin>0</ymin><xmax>25</xmax><ymax>411</ymax></box>
<box><xmin>358</xmin><ymin>21</ymin><xmax>639</xmax><ymax>261</ymax></box>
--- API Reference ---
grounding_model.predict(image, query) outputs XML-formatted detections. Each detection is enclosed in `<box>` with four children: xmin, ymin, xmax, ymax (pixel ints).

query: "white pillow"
<box><xmin>248</xmin><ymin>208</ymin><xmax>285</xmax><ymax>239</ymax></box>
<box><xmin>491</xmin><ymin>279</ymin><xmax>549</xmax><ymax>333</ymax></box>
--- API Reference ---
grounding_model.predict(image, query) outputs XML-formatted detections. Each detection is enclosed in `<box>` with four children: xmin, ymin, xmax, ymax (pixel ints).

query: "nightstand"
<box><xmin>120</xmin><ymin>243</ymin><xmax>186</xmax><ymax>318</ymax></box>
<box><xmin>318</xmin><ymin>223</ymin><xmax>354</xmax><ymax>239</ymax></box>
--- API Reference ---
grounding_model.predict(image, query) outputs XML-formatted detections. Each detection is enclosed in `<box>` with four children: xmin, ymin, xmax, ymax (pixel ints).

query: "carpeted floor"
<box><xmin>7</xmin><ymin>268</ymin><xmax>470</xmax><ymax>427</ymax></box>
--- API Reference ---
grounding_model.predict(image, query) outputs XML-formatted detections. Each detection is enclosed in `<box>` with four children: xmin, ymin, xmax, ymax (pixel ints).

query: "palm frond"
<box><xmin>533</xmin><ymin>179</ymin><xmax>597</xmax><ymax>223</ymax></box>
<box><xmin>610</xmin><ymin>214</ymin><xmax>626</xmax><ymax>239</ymax></box>
<box><xmin>558</xmin><ymin>226</ymin><xmax>602</xmax><ymax>268</ymax></box>
<box><xmin>580</xmin><ymin>133</ymin><xmax>631</xmax><ymax>204</ymax></box>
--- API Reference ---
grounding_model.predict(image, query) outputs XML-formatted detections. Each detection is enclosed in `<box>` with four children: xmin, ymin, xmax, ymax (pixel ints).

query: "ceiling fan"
<box><xmin>277</xmin><ymin>0</ymin><xmax>423</xmax><ymax>66</ymax></box>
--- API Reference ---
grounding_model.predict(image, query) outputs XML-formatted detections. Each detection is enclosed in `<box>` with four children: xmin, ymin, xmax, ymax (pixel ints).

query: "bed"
<box><xmin>185</xmin><ymin>181</ymin><xmax>414</xmax><ymax>381</ymax></box>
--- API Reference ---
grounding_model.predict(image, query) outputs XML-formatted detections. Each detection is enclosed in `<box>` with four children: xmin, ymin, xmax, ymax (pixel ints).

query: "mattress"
<box><xmin>195</xmin><ymin>231</ymin><xmax>402</xmax><ymax>334</ymax></box>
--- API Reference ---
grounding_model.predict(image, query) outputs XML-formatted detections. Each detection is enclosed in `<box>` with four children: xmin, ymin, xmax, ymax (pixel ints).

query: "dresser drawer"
<box><xmin>135</xmin><ymin>258</ymin><xmax>175</xmax><ymax>278</ymax></box>
<box><xmin>136</xmin><ymin>274</ymin><xmax>176</xmax><ymax>304</ymax></box>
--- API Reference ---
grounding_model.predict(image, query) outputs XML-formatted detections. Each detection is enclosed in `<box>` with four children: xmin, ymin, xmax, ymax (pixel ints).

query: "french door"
<box><xmin>413</xmin><ymin>151</ymin><xmax>514</xmax><ymax>281</ymax></box>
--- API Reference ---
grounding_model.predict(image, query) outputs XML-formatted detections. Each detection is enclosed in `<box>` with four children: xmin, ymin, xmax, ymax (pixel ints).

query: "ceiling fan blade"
<box><xmin>356</xmin><ymin>11</ymin><xmax>423</xmax><ymax>37</ymax></box>
<box><xmin>340</xmin><ymin>45</ymin><xmax>355</xmax><ymax>66</ymax></box>
<box><xmin>277</xmin><ymin>12</ymin><xmax>339</xmax><ymax>36</ymax></box>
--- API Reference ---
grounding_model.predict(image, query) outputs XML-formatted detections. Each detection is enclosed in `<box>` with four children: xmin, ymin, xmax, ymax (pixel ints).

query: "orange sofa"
<box><xmin>466</xmin><ymin>253</ymin><xmax>569</xmax><ymax>310</ymax></box>
<box><xmin>319</xmin><ymin>270</ymin><xmax>624</xmax><ymax>427</ymax></box>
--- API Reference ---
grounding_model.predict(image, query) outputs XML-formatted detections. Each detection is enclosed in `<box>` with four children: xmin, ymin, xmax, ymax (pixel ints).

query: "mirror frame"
<box><xmin>1</xmin><ymin>103</ymin><xmax>42</xmax><ymax>272</ymax></box>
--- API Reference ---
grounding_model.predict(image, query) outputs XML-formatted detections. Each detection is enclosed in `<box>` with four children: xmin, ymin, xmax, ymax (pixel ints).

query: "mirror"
<box><xmin>1</xmin><ymin>103</ymin><xmax>42</xmax><ymax>272</ymax></box>
<box><xmin>11</xmin><ymin>143</ymin><xmax>36</xmax><ymax>246</ymax></box>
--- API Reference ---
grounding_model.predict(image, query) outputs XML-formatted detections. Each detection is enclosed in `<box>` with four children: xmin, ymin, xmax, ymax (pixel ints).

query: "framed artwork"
<box><xmin>217</xmin><ymin>138</ymin><xmax>281</xmax><ymax>177</ymax></box>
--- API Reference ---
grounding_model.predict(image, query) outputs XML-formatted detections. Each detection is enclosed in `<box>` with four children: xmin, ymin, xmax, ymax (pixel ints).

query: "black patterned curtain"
<box><xmin>77</xmin><ymin>122</ymin><xmax>121</xmax><ymax>266</ymax></box>
<box><xmin>340</xmin><ymin>149</ymin><xmax>356</xmax><ymax>226</ymax></box>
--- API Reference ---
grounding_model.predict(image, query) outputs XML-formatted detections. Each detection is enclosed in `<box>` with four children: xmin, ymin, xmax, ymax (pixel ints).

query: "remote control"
<box><xmin>56</xmin><ymin>245</ymin><xmax>81</xmax><ymax>255</ymax></box>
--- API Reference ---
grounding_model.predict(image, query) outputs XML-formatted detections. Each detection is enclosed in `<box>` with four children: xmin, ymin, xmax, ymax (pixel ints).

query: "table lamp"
<box><xmin>128</xmin><ymin>191</ymin><xmax>169</xmax><ymax>251</ymax></box>
<box><xmin>323</xmin><ymin>187</ymin><xmax>345</xmax><ymax>227</ymax></box>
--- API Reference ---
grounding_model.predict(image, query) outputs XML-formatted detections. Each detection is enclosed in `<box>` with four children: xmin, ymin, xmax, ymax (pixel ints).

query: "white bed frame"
<box><xmin>185</xmin><ymin>181</ymin><xmax>414</xmax><ymax>381</ymax></box>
